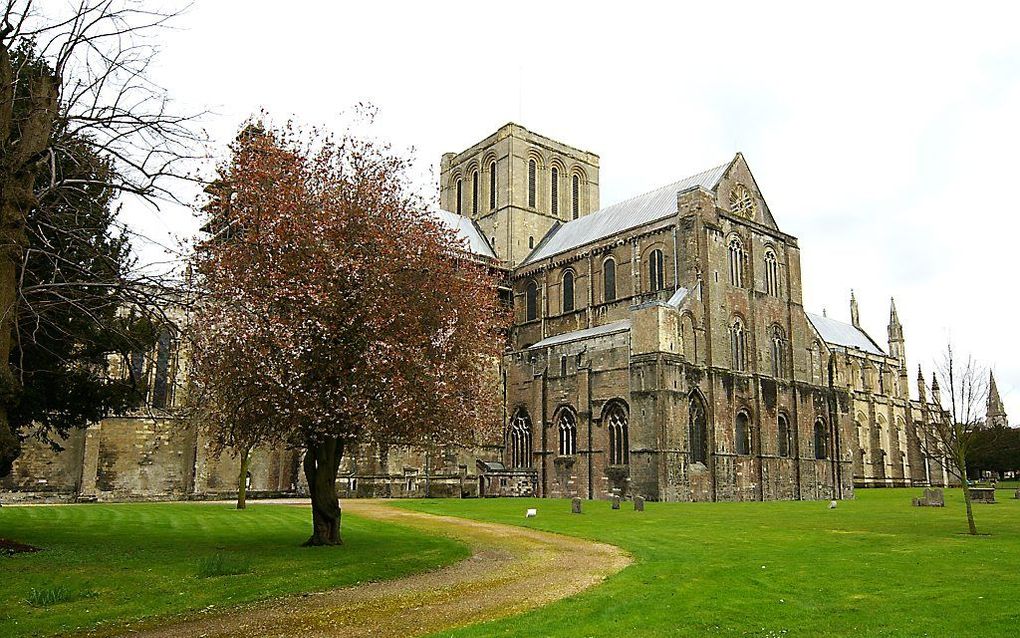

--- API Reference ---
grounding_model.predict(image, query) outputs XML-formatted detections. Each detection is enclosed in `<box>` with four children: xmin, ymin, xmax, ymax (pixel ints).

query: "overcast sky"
<box><xmin>123</xmin><ymin>1</ymin><xmax>1020</xmax><ymax>421</ymax></box>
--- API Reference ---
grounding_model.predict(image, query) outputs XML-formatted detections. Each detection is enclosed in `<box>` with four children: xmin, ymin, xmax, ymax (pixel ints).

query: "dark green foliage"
<box><xmin>967</xmin><ymin>425</ymin><xmax>1020</xmax><ymax>478</ymax></box>
<box><xmin>0</xmin><ymin>43</ymin><xmax>152</xmax><ymax>474</ymax></box>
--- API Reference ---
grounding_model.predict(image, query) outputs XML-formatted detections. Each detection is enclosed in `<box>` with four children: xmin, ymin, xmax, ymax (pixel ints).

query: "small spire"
<box><xmin>822</xmin><ymin>307</ymin><xmax>827</xmax><ymax>317</ymax></box>
<box><xmin>930</xmin><ymin>372</ymin><xmax>941</xmax><ymax>406</ymax></box>
<box><xmin>987</xmin><ymin>371</ymin><xmax>1008</xmax><ymax>427</ymax></box>
<box><xmin>850</xmin><ymin>289</ymin><xmax>860</xmax><ymax>328</ymax></box>
<box><xmin>917</xmin><ymin>366</ymin><xmax>927</xmax><ymax>402</ymax></box>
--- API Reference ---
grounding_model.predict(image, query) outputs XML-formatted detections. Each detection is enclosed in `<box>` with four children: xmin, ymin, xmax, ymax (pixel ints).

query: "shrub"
<box><xmin>196</xmin><ymin>553</ymin><xmax>252</xmax><ymax>578</ymax></box>
<box><xmin>26</xmin><ymin>583</ymin><xmax>97</xmax><ymax>607</ymax></box>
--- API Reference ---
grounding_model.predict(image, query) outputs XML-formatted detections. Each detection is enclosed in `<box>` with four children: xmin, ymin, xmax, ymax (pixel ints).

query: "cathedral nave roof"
<box><xmin>806</xmin><ymin>312</ymin><xmax>886</xmax><ymax>357</ymax></box>
<box><xmin>521</xmin><ymin>163</ymin><xmax>730</xmax><ymax>266</ymax></box>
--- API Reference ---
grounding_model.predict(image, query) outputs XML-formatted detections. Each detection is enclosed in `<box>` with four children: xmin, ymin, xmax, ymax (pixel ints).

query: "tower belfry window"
<box><xmin>572</xmin><ymin>174</ymin><xmax>580</xmax><ymax>219</ymax></box>
<box><xmin>551</xmin><ymin>167</ymin><xmax>559</xmax><ymax>216</ymax></box>
<box><xmin>489</xmin><ymin>161</ymin><xmax>497</xmax><ymax>209</ymax></box>
<box><xmin>471</xmin><ymin>170</ymin><xmax>479</xmax><ymax>214</ymax></box>
<box><xmin>528</xmin><ymin>159</ymin><xmax>537</xmax><ymax>208</ymax></box>
<box><xmin>649</xmin><ymin>249</ymin><xmax>665</xmax><ymax>292</ymax></box>
<box><xmin>456</xmin><ymin>178</ymin><xmax>463</xmax><ymax>215</ymax></box>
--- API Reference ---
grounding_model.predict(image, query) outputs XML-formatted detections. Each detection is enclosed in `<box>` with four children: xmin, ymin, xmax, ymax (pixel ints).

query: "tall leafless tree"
<box><xmin>916</xmin><ymin>343</ymin><xmax>989</xmax><ymax>535</ymax></box>
<box><xmin>0</xmin><ymin>1</ymin><xmax>206</xmax><ymax>476</ymax></box>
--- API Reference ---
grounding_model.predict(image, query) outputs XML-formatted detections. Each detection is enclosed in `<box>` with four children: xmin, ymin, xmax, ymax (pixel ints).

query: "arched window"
<box><xmin>735</xmin><ymin>411</ymin><xmax>751</xmax><ymax>455</ymax></box>
<box><xmin>489</xmin><ymin>161</ymin><xmax>497</xmax><ymax>210</ymax></box>
<box><xmin>528</xmin><ymin>235</ymin><xmax>534</xmax><ymax>249</ymax></box>
<box><xmin>456</xmin><ymin>178</ymin><xmax>463</xmax><ymax>215</ymax></box>
<box><xmin>471</xmin><ymin>170</ymin><xmax>479</xmax><ymax>214</ymax></box>
<box><xmin>764</xmin><ymin>249</ymin><xmax>779</xmax><ymax>296</ymax></box>
<box><xmin>151</xmin><ymin>326</ymin><xmax>176</xmax><ymax>409</ymax></box>
<box><xmin>771</xmin><ymin>325</ymin><xmax>786</xmax><ymax>378</ymax></box>
<box><xmin>550</xmin><ymin>167</ymin><xmax>559</xmax><ymax>217</ymax></box>
<box><xmin>728</xmin><ymin>238</ymin><xmax>744</xmax><ymax>287</ymax></box>
<box><xmin>572</xmin><ymin>174</ymin><xmax>580</xmax><ymax>219</ymax></box>
<box><xmin>606</xmin><ymin>402</ymin><xmax>629</xmax><ymax>465</ymax></box>
<box><xmin>562</xmin><ymin>270</ymin><xmax>575</xmax><ymax>313</ymax></box>
<box><xmin>878</xmin><ymin>364</ymin><xmax>886</xmax><ymax>394</ymax></box>
<box><xmin>689</xmin><ymin>392</ymin><xmax>708</xmax><ymax>464</ymax></box>
<box><xmin>528</xmin><ymin>159</ymin><xmax>537</xmax><ymax>208</ymax></box>
<box><xmin>814</xmin><ymin>418</ymin><xmax>828</xmax><ymax>459</ymax></box>
<box><xmin>525</xmin><ymin>280</ymin><xmax>539</xmax><ymax>322</ymax></box>
<box><xmin>509</xmin><ymin>409</ymin><xmax>533</xmax><ymax>468</ymax></box>
<box><xmin>558</xmin><ymin>409</ymin><xmax>577</xmax><ymax>456</ymax></box>
<box><xmin>603</xmin><ymin>258</ymin><xmax>617</xmax><ymax>302</ymax></box>
<box><xmin>730</xmin><ymin>317</ymin><xmax>746</xmax><ymax>372</ymax></box>
<box><xmin>648</xmin><ymin>249</ymin><xmax>665</xmax><ymax>292</ymax></box>
<box><xmin>777</xmin><ymin>413</ymin><xmax>791</xmax><ymax>458</ymax></box>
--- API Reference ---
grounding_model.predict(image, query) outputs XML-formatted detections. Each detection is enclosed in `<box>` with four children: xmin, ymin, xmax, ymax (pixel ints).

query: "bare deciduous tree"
<box><xmin>0</xmin><ymin>1</ymin><xmax>206</xmax><ymax>478</ymax></box>
<box><xmin>916</xmin><ymin>343</ymin><xmax>989</xmax><ymax>535</ymax></box>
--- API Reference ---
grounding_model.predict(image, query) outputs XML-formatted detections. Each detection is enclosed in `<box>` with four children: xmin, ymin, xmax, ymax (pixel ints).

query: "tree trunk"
<box><xmin>0</xmin><ymin>45</ymin><xmax>57</xmax><ymax>479</ymax></box>
<box><xmin>961</xmin><ymin>461</ymin><xmax>978</xmax><ymax>536</ymax></box>
<box><xmin>236</xmin><ymin>446</ymin><xmax>251</xmax><ymax>510</ymax></box>
<box><xmin>302</xmin><ymin>437</ymin><xmax>344</xmax><ymax>546</ymax></box>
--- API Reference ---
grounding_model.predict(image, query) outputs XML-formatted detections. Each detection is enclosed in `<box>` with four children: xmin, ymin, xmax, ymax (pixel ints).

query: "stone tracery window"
<box><xmin>509</xmin><ymin>409</ymin><xmax>533</xmax><ymax>468</ymax></box>
<box><xmin>771</xmin><ymin>325</ymin><xmax>786</xmax><ymax>378</ymax></box>
<box><xmin>730</xmin><ymin>183</ymin><xmax>757</xmax><ymax>218</ymax></box>
<box><xmin>728</xmin><ymin>238</ymin><xmax>745</xmax><ymax>287</ymax></box>
<box><xmin>558</xmin><ymin>409</ymin><xmax>577</xmax><ymax>456</ymax></box>
<box><xmin>730</xmin><ymin>317</ymin><xmax>747</xmax><ymax>372</ymax></box>
<box><xmin>648</xmin><ymin>248</ymin><xmax>665</xmax><ymax>292</ymax></box>
<box><xmin>764</xmin><ymin>249</ymin><xmax>779</xmax><ymax>296</ymax></box>
<box><xmin>606</xmin><ymin>402</ymin><xmax>629</xmax><ymax>465</ymax></box>
<box><xmin>689</xmin><ymin>392</ymin><xmax>708</xmax><ymax>464</ymax></box>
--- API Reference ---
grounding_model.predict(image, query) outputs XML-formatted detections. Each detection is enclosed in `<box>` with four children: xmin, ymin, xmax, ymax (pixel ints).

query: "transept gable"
<box><xmin>715</xmin><ymin>153</ymin><xmax>780</xmax><ymax>231</ymax></box>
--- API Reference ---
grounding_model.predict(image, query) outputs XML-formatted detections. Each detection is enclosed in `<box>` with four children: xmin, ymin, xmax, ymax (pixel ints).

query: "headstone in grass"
<box><xmin>1014</xmin><ymin>489</ymin><xmax>1020</xmax><ymax>500</ymax></box>
<box><xmin>611</xmin><ymin>495</ymin><xmax>620</xmax><ymax>510</ymax></box>
<box><xmin>634</xmin><ymin>496</ymin><xmax>645</xmax><ymax>511</ymax></box>
<box><xmin>969</xmin><ymin>487</ymin><xmax>996</xmax><ymax>504</ymax></box>
<box><xmin>912</xmin><ymin>487</ymin><xmax>945</xmax><ymax>507</ymax></box>
<box><xmin>571</xmin><ymin>497</ymin><xmax>582</xmax><ymax>514</ymax></box>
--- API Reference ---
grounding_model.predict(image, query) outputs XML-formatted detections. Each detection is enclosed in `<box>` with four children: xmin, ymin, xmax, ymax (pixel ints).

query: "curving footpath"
<box><xmin>118</xmin><ymin>499</ymin><xmax>631</xmax><ymax>638</ymax></box>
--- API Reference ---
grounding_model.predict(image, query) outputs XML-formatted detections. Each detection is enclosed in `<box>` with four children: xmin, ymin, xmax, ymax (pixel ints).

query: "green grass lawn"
<box><xmin>0</xmin><ymin>502</ymin><xmax>469</xmax><ymax>637</ymax></box>
<box><xmin>400</xmin><ymin>489</ymin><xmax>1020</xmax><ymax>638</ymax></box>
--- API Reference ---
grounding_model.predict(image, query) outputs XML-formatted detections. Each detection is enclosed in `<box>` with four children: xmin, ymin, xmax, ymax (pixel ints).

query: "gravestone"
<box><xmin>634</xmin><ymin>496</ymin><xmax>645</xmax><ymax>511</ymax></box>
<box><xmin>969</xmin><ymin>487</ymin><xmax>996</xmax><ymax>504</ymax></box>
<box><xmin>525</xmin><ymin>508</ymin><xmax>537</xmax><ymax>518</ymax></box>
<box><xmin>912</xmin><ymin>487</ymin><xmax>945</xmax><ymax>507</ymax></box>
<box><xmin>611</xmin><ymin>495</ymin><xmax>621</xmax><ymax>510</ymax></box>
<box><xmin>828</xmin><ymin>500</ymin><xmax>838</xmax><ymax>509</ymax></box>
<box><xmin>571</xmin><ymin>497</ymin><xmax>582</xmax><ymax>514</ymax></box>
<box><xmin>1014</xmin><ymin>489</ymin><xmax>1020</xmax><ymax>500</ymax></box>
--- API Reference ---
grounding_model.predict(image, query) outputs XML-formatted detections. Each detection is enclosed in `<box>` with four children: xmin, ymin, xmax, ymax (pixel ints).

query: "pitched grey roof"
<box><xmin>806</xmin><ymin>312</ymin><xmax>886</xmax><ymax>356</ymax></box>
<box><xmin>431</xmin><ymin>209</ymin><xmax>498</xmax><ymax>260</ymax></box>
<box><xmin>527</xmin><ymin>319</ymin><xmax>631</xmax><ymax>350</ymax></box>
<box><xmin>521</xmin><ymin>163</ymin><xmax>730</xmax><ymax>266</ymax></box>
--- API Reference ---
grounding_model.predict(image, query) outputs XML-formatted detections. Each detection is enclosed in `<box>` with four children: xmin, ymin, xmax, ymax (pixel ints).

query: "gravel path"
<box><xmin>114</xmin><ymin>499</ymin><xmax>631</xmax><ymax>638</ymax></box>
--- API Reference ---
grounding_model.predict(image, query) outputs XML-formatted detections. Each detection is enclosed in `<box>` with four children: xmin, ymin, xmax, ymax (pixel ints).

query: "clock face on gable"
<box><xmin>729</xmin><ymin>184</ymin><xmax>757</xmax><ymax>219</ymax></box>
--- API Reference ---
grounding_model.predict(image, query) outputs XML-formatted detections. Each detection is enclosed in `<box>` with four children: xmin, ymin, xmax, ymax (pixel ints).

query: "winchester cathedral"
<box><xmin>4</xmin><ymin>123</ymin><xmax>1006</xmax><ymax>503</ymax></box>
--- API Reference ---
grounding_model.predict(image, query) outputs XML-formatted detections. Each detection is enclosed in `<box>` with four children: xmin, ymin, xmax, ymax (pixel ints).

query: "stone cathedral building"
<box><xmin>436</xmin><ymin>123</ymin><xmax>953</xmax><ymax>502</ymax></box>
<box><xmin>2</xmin><ymin>122</ymin><xmax>966</xmax><ymax>503</ymax></box>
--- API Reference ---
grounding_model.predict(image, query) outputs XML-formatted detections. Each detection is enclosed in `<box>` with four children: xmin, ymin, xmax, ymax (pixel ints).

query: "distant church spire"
<box><xmin>986</xmin><ymin>371</ymin><xmax>1009</xmax><ymax>428</ymax></box>
<box><xmin>930</xmin><ymin>372</ymin><xmax>941</xmax><ymax>407</ymax></box>
<box><xmin>850</xmin><ymin>290</ymin><xmax>860</xmax><ymax>328</ymax></box>
<box><xmin>917</xmin><ymin>366</ymin><xmax>927</xmax><ymax>403</ymax></box>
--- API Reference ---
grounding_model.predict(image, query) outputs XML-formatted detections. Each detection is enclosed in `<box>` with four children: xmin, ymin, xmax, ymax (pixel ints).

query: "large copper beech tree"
<box><xmin>192</xmin><ymin>122</ymin><xmax>505</xmax><ymax>545</ymax></box>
